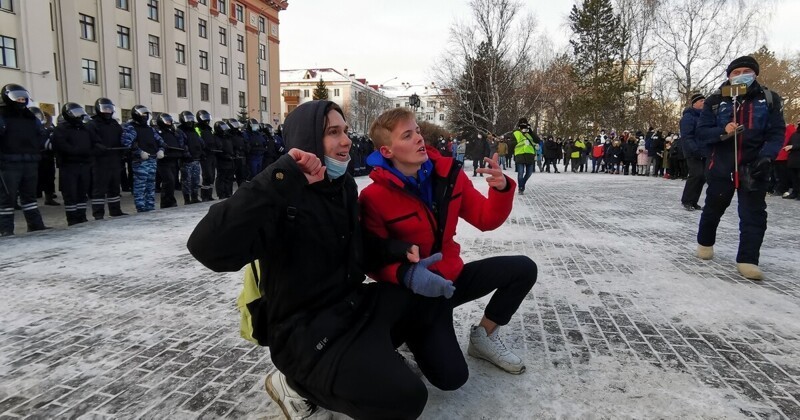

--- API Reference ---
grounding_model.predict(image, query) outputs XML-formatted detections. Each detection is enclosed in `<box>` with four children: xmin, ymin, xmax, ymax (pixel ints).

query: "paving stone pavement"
<box><xmin>1</xmin><ymin>170</ymin><xmax>799</xmax><ymax>419</ymax></box>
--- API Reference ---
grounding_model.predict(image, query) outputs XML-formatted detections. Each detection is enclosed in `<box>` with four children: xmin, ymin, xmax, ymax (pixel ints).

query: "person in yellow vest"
<box><xmin>571</xmin><ymin>137</ymin><xmax>586</xmax><ymax>172</ymax></box>
<box><xmin>513</xmin><ymin>118</ymin><xmax>537</xmax><ymax>194</ymax></box>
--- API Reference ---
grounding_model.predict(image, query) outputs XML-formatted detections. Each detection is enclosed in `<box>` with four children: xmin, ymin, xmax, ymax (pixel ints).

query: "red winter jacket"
<box><xmin>777</xmin><ymin>124</ymin><xmax>796</xmax><ymax>162</ymax></box>
<box><xmin>592</xmin><ymin>144</ymin><xmax>605</xmax><ymax>158</ymax></box>
<box><xmin>359</xmin><ymin>147</ymin><xmax>515</xmax><ymax>284</ymax></box>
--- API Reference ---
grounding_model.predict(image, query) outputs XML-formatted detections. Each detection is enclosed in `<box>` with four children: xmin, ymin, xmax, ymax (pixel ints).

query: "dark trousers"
<box><xmin>404</xmin><ymin>256</ymin><xmax>537</xmax><ymax>391</ymax></box>
<box><xmin>200</xmin><ymin>154</ymin><xmax>216</xmax><ymax>200</ymax></box>
<box><xmin>544</xmin><ymin>158</ymin><xmax>558</xmax><ymax>172</ymax></box>
<box><xmin>516</xmin><ymin>163</ymin><xmax>534</xmax><ymax>192</ymax></box>
<box><xmin>790</xmin><ymin>167</ymin><xmax>800</xmax><ymax>193</ymax></box>
<box><xmin>247</xmin><ymin>154</ymin><xmax>264</xmax><ymax>180</ymax></box>
<box><xmin>215</xmin><ymin>160</ymin><xmax>234</xmax><ymax>199</ymax></box>
<box><xmin>652</xmin><ymin>155</ymin><xmax>664</xmax><ymax>176</ymax></box>
<box><xmin>773</xmin><ymin>161</ymin><xmax>792</xmax><ymax>194</ymax></box>
<box><xmin>158</xmin><ymin>159</ymin><xmax>179</xmax><ymax>208</ymax></box>
<box><xmin>233</xmin><ymin>157</ymin><xmax>247</xmax><ymax>187</ymax></box>
<box><xmin>698</xmin><ymin>177</ymin><xmax>768</xmax><ymax>264</ymax></box>
<box><xmin>37</xmin><ymin>152</ymin><xmax>56</xmax><ymax>197</ymax></box>
<box><xmin>60</xmin><ymin>163</ymin><xmax>91</xmax><ymax>225</ymax></box>
<box><xmin>0</xmin><ymin>161</ymin><xmax>46</xmax><ymax>234</ymax></box>
<box><xmin>292</xmin><ymin>284</ymin><xmax>428</xmax><ymax>420</ymax></box>
<box><xmin>571</xmin><ymin>157</ymin><xmax>581</xmax><ymax>172</ymax></box>
<box><xmin>91</xmin><ymin>161</ymin><xmax>123</xmax><ymax>219</ymax></box>
<box><xmin>121</xmin><ymin>157</ymin><xmax>133</xmax><ymax>192</ymax></box>
<box><xmin>472</xmin><ymin>157</ymin><xmax>486</xmax><ymax>175</ymax></box>
<box><xmin>682</xmin><ymin>157</ymin><xmax>706</xmax><ymax>206</ymax></box>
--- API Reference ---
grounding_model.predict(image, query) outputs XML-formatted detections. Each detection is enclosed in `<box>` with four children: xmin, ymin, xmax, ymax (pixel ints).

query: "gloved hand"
<box><xmin>139</xmin><ymin>151</ymin><xmax>150</xmax><ymax>160</ymax></box>
<box><xmin>156</xmin><ymin>150</ymin><xmax>165</xmax><ymax>159</ymax></box>
<box><xmin>750</xmin><ymin>156</ymin><xmax>772</xmax><ymax>180</ymax></box>
<box><xmin>402</xmin><ymin>253</ymin><xmax>455</xmax><ymax>299</ymax></box>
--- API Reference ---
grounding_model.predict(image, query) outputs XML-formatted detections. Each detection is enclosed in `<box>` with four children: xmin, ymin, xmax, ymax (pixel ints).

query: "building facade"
<box><xmin>279</xmin><ymin>68</ymin><xmax>392</xmax><ymax>134</ymax></box>
<box><xmin>382</xmin><ymin>83</ymin><xmax>452</xmax><ymax>129</ymax></box>
<box><xmin>0</xmin><ymin>0</ymin><xmax>286</xmax><ymax>122</ymax></box>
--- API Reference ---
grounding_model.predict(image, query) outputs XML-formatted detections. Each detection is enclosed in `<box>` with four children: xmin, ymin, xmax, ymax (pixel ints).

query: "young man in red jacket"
<box><xmin>360</xmin><ymin>108</ymin><xmax>537</xmax><ymax>386</ymax></box>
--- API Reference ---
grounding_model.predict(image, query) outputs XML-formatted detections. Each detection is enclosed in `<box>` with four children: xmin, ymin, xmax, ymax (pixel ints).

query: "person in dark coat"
<box><xmin>155</xmin><ymin>114</ymin><xmax>186</xmax><ymax>208</ymax></box>
<box><xmin>543</xmin><ymin>136</ymin><xmax>560</xmax><ymax>173</ymax></box>
<box><xmin>621</xmin><ymin>136</ymin><xmax>638</xmax><ymax>175</ymax></box>
<box><xmin>470</xmin><ymin>133</ymin><xmax>491</xmax><ymax>177</ymax></box>
<box><xmin>783</xmin><ymin>118</ymin><xmax>800</xmax><ymax>199</ymax></box>
<box><xmin>681</xmin><ymin>93</ymin><xmax>707</xmax><ymax>210</ymax></box>
<box><xmin>31</xmin><ymin>108</ymin><xmax>59</xmax><ymax>206</ymax></box>
<box><xmin>695</xmin><ymin>56</ymin><xmax>786</xmax><ymax>281</ymax></box>
<box><xmin>86</xmin><ymin>98</ymin><xmax>127</xmax><ymax>218</ymax></box>
<box><xmin>650</xmin><ymin>130</ymin><xmax>665</xmax><ymax>176</ymax></box>
<box><xmin>187</xmin><ymin>100</ymin><xmax>433</xmax><ymax>420</ymax></box>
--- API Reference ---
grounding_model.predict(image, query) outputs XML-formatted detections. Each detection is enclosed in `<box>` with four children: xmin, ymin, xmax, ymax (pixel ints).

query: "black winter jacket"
<box><xmin>788</xmin><ymin>128</ymin><xmax>800</xmax><ymax>169</ymax></box>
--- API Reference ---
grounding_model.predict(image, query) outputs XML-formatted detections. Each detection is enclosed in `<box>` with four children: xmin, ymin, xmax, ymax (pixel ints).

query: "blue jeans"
<box><xmin>499</xmin><ymin>156</ymin><xmax>507</xmax><ymax>169</ymax></box>
<box><xmin>516</xmin><ymin>163</ymin><xmax>534</xmax><ymax>191</ymax></box>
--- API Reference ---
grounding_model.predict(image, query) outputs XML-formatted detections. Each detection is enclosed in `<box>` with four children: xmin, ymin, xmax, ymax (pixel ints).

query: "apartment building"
<box><xmin>383</xmin><ymin>83</ymin><xmax>452</xmax><ymax>129</ymax></box>
<box><xmin>0</xmin><ymin>0</ymin><xmax>286</xmax><ymax>123</ymax></box>
<box><xmin>279</xmin><ymin>68</ymin><xmax>392</xmax><ymax>133</ymax></box>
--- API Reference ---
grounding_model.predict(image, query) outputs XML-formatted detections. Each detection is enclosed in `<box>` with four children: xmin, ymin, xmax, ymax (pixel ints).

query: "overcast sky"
<box><xmin>279</xmin><ymin>0</ymin><xmax>798</xmax><ymax>87</ymax></box>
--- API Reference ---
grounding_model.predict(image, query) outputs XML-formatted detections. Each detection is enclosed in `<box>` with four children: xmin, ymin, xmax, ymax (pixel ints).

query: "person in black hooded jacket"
<box><xmin>187</xmin><ymin>100</ymin><xmax>435</xmax><ymax>420</ymax></box>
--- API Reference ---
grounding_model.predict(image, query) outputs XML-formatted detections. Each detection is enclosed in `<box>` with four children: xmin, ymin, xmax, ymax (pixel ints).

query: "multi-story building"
<box><xmin>382</xmin><ymin>82</ymin><xmax>452</xmax><ymax>129</ymax></box>
<box><xmin>0</xmin><ymin>0</ymin><xmax>286</xmax><ymax>123</ymax></box>
<box><xmin>279</xmin><ymin>68</ymin><xmax>392</xmax><ymax>134</ymax></box>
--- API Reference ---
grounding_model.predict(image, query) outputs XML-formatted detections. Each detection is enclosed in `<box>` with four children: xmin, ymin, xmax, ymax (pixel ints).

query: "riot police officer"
<box><xmin>121</xmin><ymin>105</ymin><xmax>166</xmax><ymax>212</ymax></box>
<box><xmin>226</xmin><ymin>119</ymin><xmax>248</xmax><ymax>187</ymax></box>
<box><xmin>213</xmin><ymin>121</ymin><xmax>235</xmax><ymax>199</ymax></box>
<box><xmin>86</xmin><ymin>98</ymin><xmax>127</xmax><ymax>219</ymax></box>
<box><xmin>178</xmin><ymin>111</ymin><xmax>203</xmax><ymax>204</ymax></box>
<box><xmin>30</xmin><ymin>107</ymin><xmax>59</xmax><ymax>206</ymax></box>
<box><xmin>245</xmin><ymin>118</ymin><xmax>266</xmax><ymax>179</ymax></box>
<box><xmin>51</xmin><ymin>103</ymin><xmax>100</xmax><ymax>226</ymax></box>
<box><xmin>196</xmin><ymin>110</ymin><xmax>217</xmax><ymax>201</ymax></box>
<box><xmin>155</xmin><ymin>114</ymin><xmax>186</xmax><ymax>208</ymax></box>
<box><xmin>0</xmin><ymin>84</ymin><xmax>49</xmax><ymax>235</ymax></box>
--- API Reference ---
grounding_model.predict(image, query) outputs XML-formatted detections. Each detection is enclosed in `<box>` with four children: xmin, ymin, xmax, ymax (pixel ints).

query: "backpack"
<box><xmin>237</xmin><ymin>260</ymin><xmax>264</xmax><ymax>345</ymax></box>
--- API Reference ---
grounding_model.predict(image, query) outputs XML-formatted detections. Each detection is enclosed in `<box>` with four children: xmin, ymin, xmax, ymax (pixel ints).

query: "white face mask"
<box><xmin>324</xmin><ymin>155</ymin><xmax>350</xmax><ymax>179</ymax></box>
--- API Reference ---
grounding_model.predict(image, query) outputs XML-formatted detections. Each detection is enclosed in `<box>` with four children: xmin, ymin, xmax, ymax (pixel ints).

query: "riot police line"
<box><xmin>0</xmin><ymin>83</ymin><xmax>288</xmax><ymax>236</ymax></box>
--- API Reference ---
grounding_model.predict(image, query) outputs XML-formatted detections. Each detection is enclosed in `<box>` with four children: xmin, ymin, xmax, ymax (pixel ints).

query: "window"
<box><xmin>150</xmin><ymin>72</ymin><xmax>162</xmax><ymax>93</ymax></box>
<box><xmin>199</xmin><ymin>50</ymin><xmax>209</xmax><ymax>70</ymax></box>
<box><xmin>220</xmin><ymin>56</ymin><xmax>228</xmax><ymax>75</ymax></box>
<box><xmin>147</xmin><ymin>0</ymin><xmax>158</xmax><ymax>21</ymax></box>
<box><xmin>198</xmin><ymin>0</ymin><xmax>206</xmax><ymax>4</ymax></box>
<box><xmin>426</xmin><ymin>114</ymin><xmax>432</xmax><ymax>121</ymax></box>
<box><xmin>238</xmin><ymin>91</ymin><xmax>245</xmax><ymax>108</ymax></box>
<box><xmin>259</xmin><ymin>44</ymin><xmax>266</xmax><ymax>60</ymax></box>
<box><xmin>439</xmin><ymin>114</ymin><xmax>445</xmax><ymax>121</ymax></box>
<box><xmin>258</xmin><ymin>16</ymin><xmax>265</xmax><ymax>33</ymax></box>
<box><xmin>117</xmin><ymin>25</ymin><xmax>130</xmax><ymax>49</ymax></box>
<box><xmin>175</xmin><ymin>43</ymin><xmax>185</xmax><ymax>64</ymax></box>
<box><xmin>217</xmin><ymin>0</ymin><xmax>226</xmax><ymax>14</ymax></box>
<box><xmin>116</xmin><ymin>0</ymin><xmax>128</xmax><ymax>11</ymax></box>
<box><xmin>236</xmin><ymin>35</ymin><xmax>244</xmax><ymax>52</ymax></box>
<box><xmin>79</xmin><ymin>14</ymin><xmax>95</xmax><ymax>41</ymax></box>
<box><xmin>174</xmin><ymin>9</ymin><xmax>185</xmax><ymax>30</ymax></box>
<box><xmin>237</xmin><ymin>62</ymin><xmax>244</xmax><ymax>79</ymax></box>
<box><xmin>303</xmin><ymin>89</ymin><xmax>309</xmax><ymax>98</ymax></box>
<box><xmin>219</xmin><ymin>27</ymin><xmax>226</xmax><ymax>46</ymax></box>
<box><xmin>235</xmin><ymin>4</ymin><xmax>244</xmax><ymax>21</ymax></box>
<box><xmin>81</xmin><ymin>59</ymin><xmax>98</xmax><ymax>84</ymax></box>
<box><xmin>221</xmin><ymin>87</ymin><xmax>228</xmax><ymax>105</ymax></box>
<box><xmin>200</xmin><ymin>83</ymin><xmax>209</xmax><ymax>101</ymax></box>
<box><xmin>119</xmin><ymin>66</ymin><xmax>132</xmax><ymax>89</ymax></box>
<box><xmin>259</xmin><ymin>70</ymin><xmax>266</xmax><ymax>86</ymax></box>
<box><xmin>260</xmin><ymin>96</ymin><xmax>267</xmax><ymax>111</ymax></box>
<box><xmin>148</xmin><ymin>35</ymin><xmax>160</xmax><ymax>57</ymax></box>
<box><xmin>198</xmin><ymin>19</ymin><xmax>207</xmax><ymax>38</ymax></box>
<box><xmin>334</xmin><ymin>89</ymin><xmax>340</xmax><ymax>97</ymax></box>
<box><xmin>0</xmin><ymin>0</ymin><xmax>13</xmax><ymax>12</ymax></box>
<box><xmin>177</xmin><ymin>78</ymin><xmax>187</xmax><ymax>97</ymax></box>
<box><xmin>0</xmin><ymin>36</ymin><xmax>17</xmax><ymax>68</ymax></box>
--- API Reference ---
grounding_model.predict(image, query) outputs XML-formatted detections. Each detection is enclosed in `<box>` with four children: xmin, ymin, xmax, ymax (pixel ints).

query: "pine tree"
<box><xmin>313</xmin><ymin>78</ymin><xmax>329</xmax><ymax>100</ymax></box>
<box><xmin>568</xmin><ymin>0</ymin><xmax>634</xmax><ymax>130</ymax></box>
<box><xmin>237</xmin><ymin>108</ymin><xmax>249</xmax><ymax>122</ymax></box>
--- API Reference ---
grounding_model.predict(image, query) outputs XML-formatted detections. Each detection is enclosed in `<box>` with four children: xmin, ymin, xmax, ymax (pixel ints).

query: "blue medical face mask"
<box><xmin>731</xmin><ymin>72</ymin><xmax>756</xmax><ymax>87</ymax></box>
<box><xmin>324</xmin><ymin>155</ymin><xmax>350</xmax><ymax>179</ymax></box>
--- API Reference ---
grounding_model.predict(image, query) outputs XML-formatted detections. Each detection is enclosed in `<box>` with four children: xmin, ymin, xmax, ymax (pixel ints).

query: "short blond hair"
<box><xmin>369</xmin><ymin>107</ymin><xmax>416</xmax><ymax>148</ymax></box>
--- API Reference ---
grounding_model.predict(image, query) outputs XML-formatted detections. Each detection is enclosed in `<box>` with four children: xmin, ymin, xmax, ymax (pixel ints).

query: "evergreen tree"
<box><xmin>568</xmin><ymin>0</ymin><xmax>634</xmax><ymax>130</ymax></box>
<box><xmin>313</xmin><ymin>78</ymin><xmax>329</xmax><ymax>100</ymax></box>
<box><xmin>237</xmin><ymin>108</ymin><xmax>249</xmax><ymax>122</ymax></box>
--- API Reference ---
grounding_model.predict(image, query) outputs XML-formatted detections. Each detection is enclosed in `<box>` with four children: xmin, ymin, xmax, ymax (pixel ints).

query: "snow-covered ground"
<box><xmin>2</xmin><ymin>166</ymin><xmax>799</xmax><ymax>419</ymax></box>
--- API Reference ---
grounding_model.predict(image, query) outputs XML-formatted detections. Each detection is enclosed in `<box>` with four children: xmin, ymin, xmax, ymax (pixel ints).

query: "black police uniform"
<box><xmin>86</xmin><ymin>114</ymin><xmax>126</xmax><ymax>218</ymax></box>
<box><xmin>198</xmin><ymin>123</ymin><xmax>217</xmax><ymax>201</ymax></box>
<box><xmin>157</xmin><ymin>125</ymin><xmax>186</xmax><ymax>208</ymax></box>
<box><xmin>52</xmin><ymin>118</ymin><xmax>100</xmax><ymax>225</ymax></box>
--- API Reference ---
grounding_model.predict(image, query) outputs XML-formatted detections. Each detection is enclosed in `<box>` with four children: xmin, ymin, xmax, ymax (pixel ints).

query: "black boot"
<box><xmin>184</xmin><ymin>194</ymin><xmax>192</xmax><ymax>205</ymax></box>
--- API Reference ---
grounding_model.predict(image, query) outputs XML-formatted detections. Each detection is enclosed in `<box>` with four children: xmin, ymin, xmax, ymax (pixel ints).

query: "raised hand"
<box><xmin>477</xmin><ymin>152</ymin><xmax>507</xmax><ymax>190</ymax></box>
<box><xmin>288</xmin><ymin>148</ymin><xmax>326</xmax><ymax>184</ymax></box>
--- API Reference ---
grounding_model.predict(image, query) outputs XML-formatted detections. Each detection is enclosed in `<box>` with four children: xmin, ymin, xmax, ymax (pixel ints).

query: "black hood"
<box><xmin>283</xmin><ymin>100</ymin><xmax>338</xmax><ymax>161</ymax></box>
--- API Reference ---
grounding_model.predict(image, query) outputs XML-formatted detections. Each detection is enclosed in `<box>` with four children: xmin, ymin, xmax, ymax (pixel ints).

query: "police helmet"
<box><xmin>61</xmin><ymin>102</ymin><xmax>88</xmax><ymax>125</ymax></box>
<box><xmin>94</xmin><ymin>98</ymin><xmax>116</xmax><ymax>119</ymax></box>
<box><xmin>131</xmin><ymin>105</ymin><xmax>151</xmax><ymax>125</ymax></box>
<box><xmin>1</xmin><ymin>84</ymin><xmax>30</xmax><ymax>109</ymax></box>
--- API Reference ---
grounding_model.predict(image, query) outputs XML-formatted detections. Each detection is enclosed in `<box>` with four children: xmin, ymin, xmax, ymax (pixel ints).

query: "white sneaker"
<box><xmin>265</xmin><ymin>370</ymin><xmax>333</xmax><ymax>420</ymax></box>
<box><xmin>467</xmin><ymin>325</ymin><xmax>526</xmax><ymax>374</ymax></box>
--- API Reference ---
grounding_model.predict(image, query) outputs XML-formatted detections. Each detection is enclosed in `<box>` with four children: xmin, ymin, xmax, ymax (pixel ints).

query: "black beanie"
<box><xmin>690</xmin><ymin>93</ymin><xmax>705</xmax><ymax>105</ymax></box>
<box><xmin>726</xmin><ymin>56</ymin><xmax>759</xmax><ymax>76</ymax></box>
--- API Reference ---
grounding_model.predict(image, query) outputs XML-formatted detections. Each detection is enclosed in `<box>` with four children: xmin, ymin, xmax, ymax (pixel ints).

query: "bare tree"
<box><xmin>435</xmin><ymin>0</ymin><xmax>538</xmax><ymax>135</ymax></box>
<box><xmin>653</xmin><ymin>0</ymin><xmax>767</xmax><ymax>100</ymax></box>
<box><xmin>615</xmin><ymin>0</ymin><xmax>661</xmax><ymax>127</ymax></box>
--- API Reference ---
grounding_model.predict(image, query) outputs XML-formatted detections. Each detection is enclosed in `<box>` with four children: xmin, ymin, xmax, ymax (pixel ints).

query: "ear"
<box><xmin>379</xmin><ymin>145</ymin><xmax>393</xmax><ymax>159</ymax></box>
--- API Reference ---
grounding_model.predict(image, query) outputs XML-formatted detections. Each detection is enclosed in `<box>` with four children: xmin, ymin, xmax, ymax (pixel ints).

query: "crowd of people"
<box><xmin>0</xmin><ymin>83</ymin><xmax>287</xmax><ymax>236</ymax></box>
